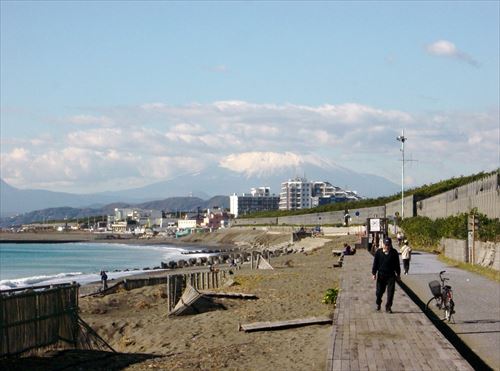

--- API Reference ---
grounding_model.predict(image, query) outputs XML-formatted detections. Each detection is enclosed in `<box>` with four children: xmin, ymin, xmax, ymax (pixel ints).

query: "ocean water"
<box><xmin>0</xmin><ymin>242</ymin><xmax>214</xmax><ymax>291</ymax></box>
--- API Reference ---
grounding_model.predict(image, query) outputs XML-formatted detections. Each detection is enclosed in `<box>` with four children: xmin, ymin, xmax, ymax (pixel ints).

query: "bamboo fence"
<box><xmin>167</xmin><ymin>271</ymin><xmax>227</xmax><ymax>312</ymax></box>
<box><xmin>0</xmin><ymin>270</ymin><xmax>227</xmax><ymax>356</ymax></box>
<box><xmin>0</xmin><ymin>283</ymin><xmax>79</xmax><ymax>356</ymax></box>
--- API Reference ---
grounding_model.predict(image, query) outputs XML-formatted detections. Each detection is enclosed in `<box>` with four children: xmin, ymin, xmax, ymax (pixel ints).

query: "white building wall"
<box><xmin>279</xmin><ymin>178</ymin><xmax>312</xmax><ymax>210</ymax></box>
<box><xmin>178</xmin><ymin>219</ymin><xmax>197</xmax><ymax>229</ymax></box>
<box><xmin>230</xmin><ymin>194</ymin><xmax>239</xmax><ymax>217</ymax></box>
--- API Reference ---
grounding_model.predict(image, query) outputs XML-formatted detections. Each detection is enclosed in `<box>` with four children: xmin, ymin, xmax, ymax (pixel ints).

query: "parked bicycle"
<box><xmin>426</xmin><ymin>270</ymin><xmax>455</xmax><ymax>322</ymax></box>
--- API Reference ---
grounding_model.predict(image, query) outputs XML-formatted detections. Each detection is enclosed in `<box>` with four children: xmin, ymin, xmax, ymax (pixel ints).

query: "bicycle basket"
<box><xmin>429</xmin><ymin>281</ymin><xmax>441</xmax><ymax>297</ymax></box>
<box><xmin>428</xmin><ymin>280</ymin><xmax>441</xmax><ymax>297</ymax></box>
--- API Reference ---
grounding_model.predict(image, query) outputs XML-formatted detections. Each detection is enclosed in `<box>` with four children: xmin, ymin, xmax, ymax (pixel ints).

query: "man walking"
<box><xmin>372</xmin><ymin>237</ymin><xmax>401</xmax><ymax>313</ymax></box>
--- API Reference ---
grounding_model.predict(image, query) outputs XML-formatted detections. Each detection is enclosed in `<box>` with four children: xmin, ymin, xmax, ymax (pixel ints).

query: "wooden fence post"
<box><xmin>167</xmin><ymin>275</ymin><xmax>171</xmax><ymax>312</ymax></box>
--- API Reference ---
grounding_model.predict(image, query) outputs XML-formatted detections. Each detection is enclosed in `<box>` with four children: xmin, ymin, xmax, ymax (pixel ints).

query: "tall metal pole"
<box><xmin>397</xmin><ymin>130</ymin><xmax>407</xmax><ymax>218</ymax></box>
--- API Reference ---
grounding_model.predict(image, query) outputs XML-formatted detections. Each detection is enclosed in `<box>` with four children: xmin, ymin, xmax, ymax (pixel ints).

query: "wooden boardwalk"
<box><xmin>326</xmin><ymin>249</ymin><xmax>473</xmax><ymax>371</ymax></box>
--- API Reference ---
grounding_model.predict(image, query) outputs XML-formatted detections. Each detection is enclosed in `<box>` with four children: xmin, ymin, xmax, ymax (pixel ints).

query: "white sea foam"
<box><xmin>0</xmin><ymin>242</ymin><xmax>218</xmax><ymax>292</ymax></box>
<box><xmin>0</xmin><ymin>272</ymin><xmax>83</xmax><ymax>291</ymax></box>
<box><xmin>0</xmin><ymin>269</ymin><xmax>172</xmax><ymax>291</ymax></box>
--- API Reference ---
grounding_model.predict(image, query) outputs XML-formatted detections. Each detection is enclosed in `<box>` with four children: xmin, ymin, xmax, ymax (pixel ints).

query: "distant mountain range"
<box><xmin>0</xmin><ymin>196</ymin><xmax>230</xmax><ymax>227</ymax></box>
<box><xmin>0</xmin><ymin>163</ymin><xmax>399</xmax><ymax>217</ymax></box>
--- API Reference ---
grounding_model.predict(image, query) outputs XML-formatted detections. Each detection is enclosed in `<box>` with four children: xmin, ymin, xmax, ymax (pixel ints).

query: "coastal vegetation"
<box><xmin>399</xmin><ymin>212</ymin><xmax>500</xmax><ymax>249</ymax></box>
<box><xmin>322</xmin><ymin>287</ymin><xmax>339</xmax><ymax>306</ymax></box>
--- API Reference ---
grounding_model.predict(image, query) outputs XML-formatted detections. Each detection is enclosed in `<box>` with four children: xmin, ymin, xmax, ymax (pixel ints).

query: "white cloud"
<box><xmin>426</xmin><ymin>40</ymin><xmax>457</xmax><ymax>56</ymax></box>
<box><xmin>1</xmin><ymin>101</ymin><xmax>497</xmax><ymax>192</ymax></box>
<box><xmin>7</xmin><ymin>147</ymin><xmax>30</xmax><ymax>161</ymax></box>
<box><xmin>67</xmin><ymin>114</ymin><xmax>114</xmax><ymax>126</ymax></box>
<box><xmin>426</xmin><ymin>40</ymin><xmax>479</xmax><ymax>67</ymax></box>
<box><xmin>172</xmin><ymin>123</ymin><xmax>205</xmax><ymax>134</ymax></box>
<box><xmin>209</xmin><ymin>64</ymin><xmax>229</xmax><ymax>73</ymax></box>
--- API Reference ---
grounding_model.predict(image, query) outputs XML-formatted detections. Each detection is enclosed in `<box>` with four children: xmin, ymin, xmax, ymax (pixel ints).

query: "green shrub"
<box><xmin>399</xmin><ymin>216</ymin><xmax>440</xmax><ymax>248</ymax></box>
<box><xmin>322</xmin><ymin>288</ymin><xmax>340</xmax><ymax>306</ymax></box>
<box><xmin>400</xmin><ymin>212</ymin><xmax>500</xmax><ymax>249</ymax></box>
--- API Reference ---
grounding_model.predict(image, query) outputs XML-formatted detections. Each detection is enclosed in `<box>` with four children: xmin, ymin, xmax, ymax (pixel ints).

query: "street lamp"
<box><xmin>396</xmin><ymin>130</ymin><xmax>407</xmax><ymax>218</ymax></box>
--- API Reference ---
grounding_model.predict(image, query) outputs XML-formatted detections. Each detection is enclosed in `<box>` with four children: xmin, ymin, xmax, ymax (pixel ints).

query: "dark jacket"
<box><xmin>372</xmin><ymin>247</ymin><xmax>401</xmax><ymax>277</ymax></box>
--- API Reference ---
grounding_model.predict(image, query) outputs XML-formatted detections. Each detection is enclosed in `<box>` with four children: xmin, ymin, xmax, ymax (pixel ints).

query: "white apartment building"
<box><xmin>280</xmin><ymin>179</ymin><xmax>361</xmax><ymax>210</ymax></box>
<box><xmin>230</xmin><ymin>187</ymin><xmax>280</xmax><ymax>217</ymax></box>
<box><xmin>279</xmin><ymin>178</ymin><xmax>312</xmax><ymax>210</ymax></box>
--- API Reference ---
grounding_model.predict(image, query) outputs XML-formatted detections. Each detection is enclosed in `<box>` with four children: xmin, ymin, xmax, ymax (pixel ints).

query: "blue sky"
<box><xmin>1</xmin><ymin>1</ymin><xmax>499</xmax><ymax>194</ymax></box>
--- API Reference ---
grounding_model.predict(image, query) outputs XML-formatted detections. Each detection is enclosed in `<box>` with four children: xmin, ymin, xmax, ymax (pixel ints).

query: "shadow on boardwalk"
<box><xmin>326</xmin><ymin>249</ymin><xmax>473</xmax><ymax>371</ymax></box>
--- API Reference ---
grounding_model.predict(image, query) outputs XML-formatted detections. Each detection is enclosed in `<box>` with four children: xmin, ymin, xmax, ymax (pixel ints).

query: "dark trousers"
<box><xmin>403</xmin><ymin>259</ymin><xmax>410</xmax><ymax>273</ymax></box>
<box><xmin>376</xmin><ymin>274</ymin><xmax>396</xmax><ymax>309</ymax></box>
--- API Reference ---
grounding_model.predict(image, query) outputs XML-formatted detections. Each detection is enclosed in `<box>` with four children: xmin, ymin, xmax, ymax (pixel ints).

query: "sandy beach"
<box><xmin>1</xmin><ymin>230</ymin><xmax>360</xmax><ymax>370</ymax></box>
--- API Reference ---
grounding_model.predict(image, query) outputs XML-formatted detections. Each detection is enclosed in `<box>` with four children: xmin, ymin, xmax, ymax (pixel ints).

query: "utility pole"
<box><xmin>396</xmin><ymin>130</ymin><xmax>407</xmax><ymax>218</ymax></box>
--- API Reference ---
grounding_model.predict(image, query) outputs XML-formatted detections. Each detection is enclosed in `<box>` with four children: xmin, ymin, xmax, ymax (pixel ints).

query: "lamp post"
<box><xmin>396</xmin><ymin>130</ymin><xmax>407</xmax><ymax>218</ymax></box>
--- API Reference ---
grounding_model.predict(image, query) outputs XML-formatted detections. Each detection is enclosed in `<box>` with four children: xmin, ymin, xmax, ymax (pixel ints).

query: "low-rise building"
<box><xmin>178</xmin><ymin>219</ymin><xmax>197</xmax><ymax>229</ymax></box>
<box><xmin>202</xmin><ymin>208</ymin><xmax>230</xmax><ymax>229</ymax></box>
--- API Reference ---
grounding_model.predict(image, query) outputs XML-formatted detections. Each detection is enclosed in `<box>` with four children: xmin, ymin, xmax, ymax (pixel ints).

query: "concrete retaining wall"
<box><xmin>417</xmin><ymin>173</ymin><xmax>499</xmax><ymax>220</ymax></box>
<box><xmin>277</xmin><ymin>210</ymin><xmax>345</xmax><ymax>225</ymax></box>
<box><xmin>441</xmin><ymin>238</ymin><xmax>468</xmax><ymax>263</ymax></box>
<box><xmin>232</xmin><ymin>206</ymin><xmax>385</xmax><ymax>227</ymax></box>
<box><xmin>231</xmin><ymin>217</ymin><xmax>278</xmax><ymax>226</ymax></box>
<box><xmin>385</xmin><ymin>195</ymin><xmax>416</xmax><ymax>218</ymax></box>
<box><xmin>441</xmin><ymin>238</ymin><xmax>499</xmax><ymax>271</ymax></box>
<box><xmin>475</xmin><ymin>241</ymin><xmax>500</xmax><ymax>271</ymax></box>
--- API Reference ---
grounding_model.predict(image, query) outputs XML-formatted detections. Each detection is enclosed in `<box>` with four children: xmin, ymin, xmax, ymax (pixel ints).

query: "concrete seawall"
<box><xmin>441</xmin><ymin>238</ymin><xmax>500</xmax><ymax>271</ymax></box>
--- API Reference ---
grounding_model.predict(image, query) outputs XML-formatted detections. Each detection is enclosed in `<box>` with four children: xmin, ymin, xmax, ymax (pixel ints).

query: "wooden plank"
<box><xmin>200</xmin><ymin>291</ymin><xmax>258</xmax><ymax>299</ymax></box>
<box><xmin>169</xmin><ymin>285</ymin><xmax>202</xmax><ymax>316</ymax></box>
<box><xmin>239</xmin><ymin>316</ymin><xmax>332</xmax><ymax>332</ymax></box>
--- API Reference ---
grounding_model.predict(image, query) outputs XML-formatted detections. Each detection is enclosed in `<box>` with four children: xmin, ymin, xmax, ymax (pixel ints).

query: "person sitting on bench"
<box><xmin>343</xmin><ymin>243</ymin><xmax>353</xmax><ymax>256</ymax></box>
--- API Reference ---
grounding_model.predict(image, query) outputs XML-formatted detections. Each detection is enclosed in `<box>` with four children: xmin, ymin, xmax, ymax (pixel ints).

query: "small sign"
<box><xmin>355</xmin><ymin>211</ymin><xmax>360</xmax><ymax>216</ymax></box>
<box><xmin>370</xmin><ymin>218</ymin><xmax>381</xmax><ymax>232</ymax></box>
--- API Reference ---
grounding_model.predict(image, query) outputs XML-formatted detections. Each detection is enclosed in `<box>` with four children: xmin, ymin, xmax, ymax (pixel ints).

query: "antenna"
<box><xmin>396</xmin><ymin>129</ymin><xmax>407</xmax><ymax>218</ymax></box>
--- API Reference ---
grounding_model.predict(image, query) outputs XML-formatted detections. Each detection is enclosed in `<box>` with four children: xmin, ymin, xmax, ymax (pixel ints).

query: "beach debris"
<box><xmin>200</xmin><ymin>290</ymin><xmax>258</xmax><ymax>300</ymax></box>
<box><xmin>239</xmin><ymin>316</ymin><xmax>332</xmax><ymax>332</ymax></box>
<box><xmin>169</xmin><ymin>285</ymin><xmax>225</xmax><ymax>316</ymax></box>
<box><xmin>333</xmin><ymin>255</ymin><xmax>344</xmax><ymax>268</ymax></box>
<box><xmin>256</xmin><ymin>256</ymin><xmax>274</xmax><ymax>270</ymax></box>
<box><xmin>223</xmin><ymin>277</ymin><xmax>236</xmax><ymax>287</ymax></box>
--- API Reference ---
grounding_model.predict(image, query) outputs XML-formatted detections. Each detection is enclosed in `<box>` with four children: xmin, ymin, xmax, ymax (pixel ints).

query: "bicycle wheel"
<box><xmin>450</xmin><ymin>299</ymin><xmax>455</xmax><ymax>314</ymax></box>
<box><xmin>425</xmin><ymin>297</ymin><xmax>436</xmax><ymax>312</ymax></box>
<box><xmin>443</xmin><ymin>305</ymin><xmax>451</xmax><ymax>322</ymax></box>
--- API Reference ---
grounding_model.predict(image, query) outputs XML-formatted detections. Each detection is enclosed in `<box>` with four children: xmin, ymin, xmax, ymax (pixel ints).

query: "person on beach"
<box><xmin>342</xmin><ymin>243</ymin><xmax>352</xmax><ymax>256</ymax></box>
<box><xmin>372</xmin><ymin>237</ymin><xmax>401</xmax><ymax>313</ymax></box>
<box><xmin>100</xmin><ymin>270</ymin><xmax>108</xmax><ymax>290</ymax></box>
<box><xmin>400</xmin><ymin>239</ymin><xmax>412</xmax><ymax>275</ymax></box>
